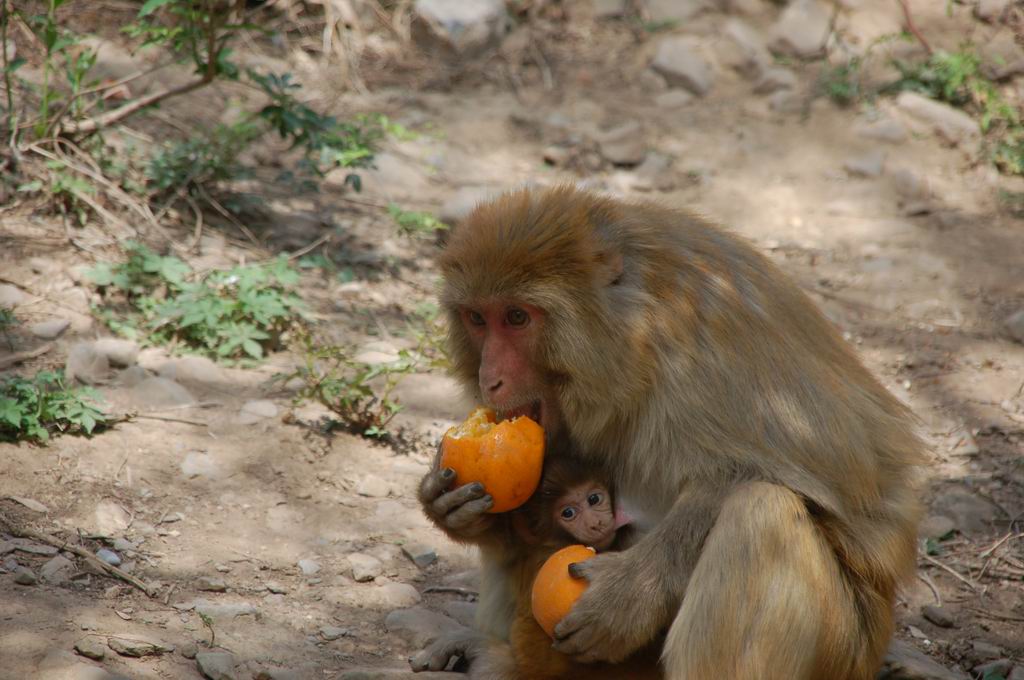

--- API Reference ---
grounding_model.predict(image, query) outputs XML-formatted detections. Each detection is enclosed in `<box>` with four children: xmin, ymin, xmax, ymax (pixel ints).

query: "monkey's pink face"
<box><xmin>555</xmin><ymin>485</ymin><xmax>616</xmax><ymax>551</ymax></box>
<box><xmin>460</xmin><ymin>300</ymin><xmax>556</xmax><ymax>432</ymax></box>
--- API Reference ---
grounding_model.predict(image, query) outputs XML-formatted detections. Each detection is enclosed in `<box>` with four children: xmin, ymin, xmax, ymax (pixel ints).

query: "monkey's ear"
<box><xmin>595</xmin><ymin>248</ymin><xmax>624</xmax><ymax>287</ymax></box>
<box><xmin>511</xmin><ymin>512</ymin><xmax>541</xmax><ymax>545</ymax></box>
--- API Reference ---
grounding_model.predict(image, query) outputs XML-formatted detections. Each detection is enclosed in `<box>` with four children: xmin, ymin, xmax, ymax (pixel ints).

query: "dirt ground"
<box><xmin>2</xmin><ymin>1</ymin><xmax>1024</xmax><ymax>679</ymax></box>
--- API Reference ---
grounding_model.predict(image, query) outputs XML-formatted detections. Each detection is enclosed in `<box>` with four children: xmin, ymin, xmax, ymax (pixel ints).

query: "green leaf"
<box><xmin>138</xmin><ymin>0</ymin><xmax>175</xmax><ymax>17</ymax></box>
<box><xmin>0</xmin><ymin>398</ymin><xmax>25</xmax><ymax>428</ymax></box>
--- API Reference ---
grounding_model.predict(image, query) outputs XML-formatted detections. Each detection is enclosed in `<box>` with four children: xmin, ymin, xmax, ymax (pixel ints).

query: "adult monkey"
<box><xmin>419</xmin><ymin>185</ymin><xmax>923</xmax><ymax>679</ymax></box>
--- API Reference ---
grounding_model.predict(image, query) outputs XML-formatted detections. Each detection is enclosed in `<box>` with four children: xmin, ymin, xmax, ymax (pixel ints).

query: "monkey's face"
<box><xmin>554</xmin><ymin>483</ymin><xmax>616</xmax><ymax>551</ymax></box>
<box><xmin>457</xmin><ymin>301</ymin><xmax>560</xmax><ymax>433</ymax></box>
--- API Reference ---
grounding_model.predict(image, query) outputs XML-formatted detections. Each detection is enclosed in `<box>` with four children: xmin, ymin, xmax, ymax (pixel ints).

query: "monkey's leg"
<box><xmin>662</xmin><ymin>482</ymin><xmax>879</xmax><ymax>680</ymax></box>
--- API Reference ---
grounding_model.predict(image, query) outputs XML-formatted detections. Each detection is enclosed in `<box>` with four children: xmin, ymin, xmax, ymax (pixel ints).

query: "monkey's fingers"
<box><xmin>445</xmin><ymin>495</ymin><xmax>494</xmax><ymax>533</ymax></box>
<box><xmin>429</xmin><ymin>481</ymin><xmax>487</xmax><ymax>518</ymax></box>
<box><xmin>419</xmin><ymin>467</ymin><xmax>457</xmax><ymax>504</ymax></box>
<box><xmin>409</xmin><ymin>628</ymin><xmax>485</xmax><ymax>672</ymax></box>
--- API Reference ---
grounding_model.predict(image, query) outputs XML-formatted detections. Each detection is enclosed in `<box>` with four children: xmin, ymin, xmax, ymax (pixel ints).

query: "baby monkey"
<box><xmin>411</xmin><ymin>454</ymin><xmax>661</xmax><ymax>680</ymax></box>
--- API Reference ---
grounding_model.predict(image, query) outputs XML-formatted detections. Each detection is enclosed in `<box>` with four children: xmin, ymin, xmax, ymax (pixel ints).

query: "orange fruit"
<box><xmin>531</xmin><ymin>544</ymin><xmax>596</xmax><ymax>638</ymax></box>
<box><xmin>439</xmin><ymin>406</ymin><xmax>544</xmax><ymax>513</ymax></box>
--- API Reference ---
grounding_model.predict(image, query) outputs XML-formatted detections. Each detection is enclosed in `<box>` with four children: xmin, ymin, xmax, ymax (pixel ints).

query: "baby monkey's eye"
<box><xmin>560</xmin><ymin>507</ymin><xmax>577</xmax><ymax>520</ymax></box>
<box><xmin>587</xmin><ymin>493</ymin><xmax>603</xmax><ymax>506</ymax></box>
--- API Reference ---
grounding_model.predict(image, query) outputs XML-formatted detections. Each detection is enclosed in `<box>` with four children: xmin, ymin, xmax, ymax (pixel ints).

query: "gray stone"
<box><xmin>74</xmin><ymin>638</ymin><xmax>106</xmax><ymax>660</ymax></box>
<box><xmin>384</xmin><ymin>607</ymin><xmax>462</xmax><ymax>647</ymax></box>
<box><xmin>238</xmin><ymin>399</ymin><xmax>278</xmax><ymax>425</ymax></box>
<box><xmin>193</xmin><ymin>598</ymin><xmax>258</xmax><ymax>621</ymax></box>
<box><xmin>753</xmin><ymin>67</ymin><xmax>797</xmax><ymax>94</ymax></box>
<box><xmin>975</xmin><ymin>0</ymin><xmax>1010</xmax><ymax>22</ymax></box>
<box><xmin>348</xmin><ymin>553</ymin><xmax>384</xmax><ymax>582</ymax></box>
<box><xmin>40</xmin><ymin>555</ymin><xmax>75</xmax><ymax>584</ymax></box>
<box><xmin>36</xmin><ymin>649</ymin><xmax>132</xmax><ymax>680</ymax></box>
<box><xmin>131</xmin><ymin>376</ymin><xmax>195</xmax><ymax>408</ymax></box>
<box><xmin>156</xmin><ymin>355</ymin><xmax>224</xmax><ymax>384</ymax></box>
<box><xmin>181</xmin><ymin>452</ymin><xmax>222</xmax><ymax>480</ymax></box>
<box><xmin>593</xmin><ymin>0</ymin><xmax>627</xmax><ymax>18</ymax></box>
<box><xmin>441</xmin><ymin>600</ymin><xmax>478</xmax><ymax>627</ymax></box>
<box><xmin>375</xmin><ymin>583</ymin><xmax>422</xmax><ymax>608</ymax></box>
<box><xmin>412</xmin><ymin>0</ymin><xmax>508</xmax><ymax>57</ymax></box>
<box><xmin>197</xmin><ymin>576</ymin><xmax>228</xmax><ymax>592</ymax></box>
<box><xmin>94</xmin><ymin>500</ymin><xmax>130</xmax><ymax>537</ymax></box>
<box><xmin>107</xmin><ymin>635</ymin><xmax>174</xmax><ymax>657</ymax></box>
<box><xmin>597</xmin><ymin>121</ymin><xmax>647</xmax><ymax>166</ymax></box>
<box><xmin>722</xmin><ymin>19</ymin><xmax>771</xmax><ymax>79</ymax></box>
<box><xmin>196</xmin><ymin>651</ymin><xmax>238</xmax><ymax>680</ymax></box>
<box><xmin>256</xmin><ymin>670</ymin><xmax>305</xmax><ymax>680</ymax></box>
<box><xmin>356</xmin><ymin>474</ymin><xmax>392</xmax><ymax>498</ymax></box>
<box><xmin>402</xmin><ymin>543</ymin><xmax>438</xmax><ymax>569</ymax></box>
<box><xmin>844</xmin><ymin>150</ymin><xmax>886</xmax><ymax>178</ymax></box>
<box><xmin>320</xmin><ymin>626</ymin><xmax>350</xmax><ymax>641</ymax></box>
<box><xmin>919</xmin><ymin>514</ymin><xmax>956</xmax><ymax>540</ymax></box>
<box><xmin>439</xmin><ymin>187</ymin><xmax>498</xmax><ymax>226</ymax></box>
<box><xmin>631</xmin><ymin>152</ymin><xmax>675</xmax><ymax>192</ymax></box>
<box><xmin>971</xmin><ymin>640</ymin><xmax>1003</xmax><ymax>662</ymax></box>
<box><xmin>9</xmin><ymin>538</ymin><xmax>58</xmax><ymax>555</ymax></box>
<box><xmin>878</xmin><ymin>640</ymin><xmax>969</xmax><ymax>680</ymax></box>
<box><xmin>0</xmin><ymin>284</ymin><xmax>28</xmax><ymax>308</ymax></box>
<box><xmin>651</xmin><ymin>38</ymin><xmax>713</xmax><ymax>96</ymax></box>
<box><xmin>93</xmin><ymin>338</ymin><xmax>139</xmax><ymax>367</ymax></box>
<box><xmin>9</xmin><ymin>496</ymin><xmax>47</xmax><ymax>512</ymax></box>
<box><xmin>179</xmin><ymin>641</ymin><xmax>198</xmax><ymax>659</ymax></box>
<box><xmin>265</xmin><ymin>581</ymin><xmax>287</xmax><ymax>594</ymax></box>
<box><xmin>769</xmin><ymin>89</ymin><xmax>802</xmax><ymax>114</ymax></box>
<box><xmin>1004</xmin><ymin>309</ymin><xmax>1024</xmax><ymax>344</ymax></box>
<box><xmin>896</xmin><ymin>92</ymin><xmax>979</xmax><ymax>145</ymax></box>
<box><xmin>66</xmin><ymin>342</ymin><xmax>110</xmax><ymax>385</ymax></box>
<box><xmin>298</xmin><ymin>558</ymin><xmax>321</xmax><ymax>575</ymax></box>
<box><xmin>973</xmin><ymin>660</ymin><xmax>1013</xmax><ymax>678</ymax></box>
<box><xmin>644</xmin><ymin>0</ymin><xmax>704</xmax><ymax>22</ymax></box>
<box><xmin>95</xmin><ymin>549</ymin><xmax>121</xmax><ymax>566</ymax></box>
<box><xmin>1008</xmin><ymin>666</ymin><xmax>1024</xmax><ymax>680</ymax></box>
<box><xmin>857</xmin><ymin>117</ymin><xmax>908</xmax><ymax>144</ymax></box>
<box><xmin>930</xmin><ymin>489</ymin><xmax>999</xmax><ymax>536</ymax></box>
<box><xmin>921</xmin><ymin>604</ymin><xmax>955</xmax><ymax>628</ymax></box>
<box><xmin>14</xmin><ymin>566</ymin><xmax>37</xmax><ymax>585</ymax></box>
<box><xmin>889</xmin><ymin>168</ymin><xmax>930</xmax><ymax>201</ymax></box>
<box><xmin>655</xmin><ymin>89</ymin><xmax>694</xmax><ymax>109</ymax></box>
<box><xmin>30</xmin><ymin>318</ymin><xmax>71</xmax><ymax>339</ymax></box>
<box><xmin>769</xmin><ymin>0</ymin><xmax>830</xmax><ymax>58</ymax></box>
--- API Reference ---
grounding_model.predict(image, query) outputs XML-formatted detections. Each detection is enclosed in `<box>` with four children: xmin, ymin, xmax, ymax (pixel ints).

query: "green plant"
<box><xmin>819</xmin><ymin>59</ymin><xmax>862</xmax><ymax>107</ymax></box>
<box><xmin>17</xmin><ymin>160</ymin><xmax>97</xmax><ymax>225</ymax></box>
<box><xmin>146</xmin><ymin>121</ymin><xmax>260</xmax><ymax>193</ymax></box>
<box><xmin>281</xmin><ymin>334</ymin><xmax>416</xmax><ymax>438</ymax></box>
<box><xmin>0</xmin><ymin>370</ymin><xmax>107</xmax><ymax>442</ymax></box>
<box><xmin>90</xmin><ymin>242</ymin><xmax>306</xmax><ymax>361</ymax></box>
<box><xmin>0</xmin><ymin>307</ymin><xmax>16</xmax><ymax>349</ymax></box>
<box><xmin>406</xmin><ymin>301</ymin><xmax>450</xmax><ymax>370</ymax></box>
<box><xmin>388</xmin><ymin>203</ymin><xmax>446</xmax><ymax>237</ymax></box>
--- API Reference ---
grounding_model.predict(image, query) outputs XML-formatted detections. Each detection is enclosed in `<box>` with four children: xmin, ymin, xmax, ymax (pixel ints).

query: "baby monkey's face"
<box><xmin>554</xmin><ymin>483</ymin><xmax>617</xmax><ymax>551</ymax></box>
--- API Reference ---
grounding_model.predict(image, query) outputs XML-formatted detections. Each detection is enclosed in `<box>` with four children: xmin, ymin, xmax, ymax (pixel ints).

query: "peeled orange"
<box><xmin>439</xmin><ymin>406</ymin><xmax>544</xmax><ymax>513</ymax></box>
<box><xmin>531</xmin><ymin>544</ymin><xmax>596</xmax><ymax>638</ymax></box>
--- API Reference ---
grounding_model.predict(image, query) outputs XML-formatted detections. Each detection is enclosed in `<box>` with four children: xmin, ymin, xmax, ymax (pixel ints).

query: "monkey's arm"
<box><xmin>551</xmin><ymin>485</ymin><xmax>724</xmax><ymax>663</ymax></box>
<box><xmin>409</xmin><ymin>627</ymin><xmax>518</xmax><ymax>680</ymax></box>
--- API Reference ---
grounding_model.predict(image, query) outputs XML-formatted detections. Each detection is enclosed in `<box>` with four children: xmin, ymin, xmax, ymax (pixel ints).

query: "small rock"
<box><xmin>193</xmin><ymin>599</ymin><xmax>258</xmax><ymax>621</ymax></box>
<box><xmin>889</xmin><ymin>168</ymin><xmax>930</xmax><ymax>201</ymax></box>
<box><xmin>131</xmin><ymin>376</ymin><xmax>195</xmax><ymax>408</ymax></box>
<box><xmin>356</xmin><ymin>475</ymin><xmax>392</xmax><ymax>498</ymax></box>
<box><xmin>348</xmin><ymin>553</ymin><xmax>384</xmax><ymax>582</ymax></box>
<box><xmin>256</xmin><ymin>669</ymin><xmax>304</xmax><ymax>680</ymax></box>
<box><xmin>14</xmin><ymin>567</ymin><xmax>37</xmax><ymax>585</ymax></box>
<box><xmin>895</xmin><ymin>92</ymin><xmax>979</xmax><ymax>146</ymax></box>
<box><xmin>0</xmin><ymin>284</ymin><xmax>28</xmax><ymax>308</ymax></box>
<box><xmin>921</xmin><ymin>604</ymin><xmax>955</xmax><ymax>628</ymax></box>
<box><xmin>651</xmin><ymin>37</ymin><xmax>713</xmax><ymax>96</ymax></box>
<box><xmin>40</xmin><ymin>555</ymin><xmax>75</xmax><ymax>584</ymax></box>
<box><xmin>28</xmin><ymin>257</ymin><xmax>58</xmax><ymax>274</ymax></box>
<box><xmin>1004</xmin><ymin>309</ymin><xmax>1024</xmax><ymax>344</ymax></box>
<box><xmin>1009</xmin><ymin>666</ymin><xmax>1024</xmax><ymax>680</ymax></box>
<box><xmin>264</xmin><ymin>581</ymin><xmax>287</xmax><ymax>594</ymax></box>
<box><xmin>384</xmin><ymin>607</ymin><xmax>462</xmax><ymax>647</ymax></box>
<box><xmin>971</xmin><ymin>640</ymin><xmax>1003</xmax><ymax>662</ymax></box>
<box><xmin>402</xmin><ymin>543</ymin><xmax>438</xmax><ymax>569</ymax></box>
<box><xmin>156</xmin><ymin>355</ymin><xmax>223</xmax><ymax>384</ymax></box>
<box><xmin>36</xmin><ymin>649</ymin><xmax>132</xmax><ymax>680</ymax></box>
<box><xmin>975</xmin><ymin>0</ymin><xmax>1010</xmax><ymax>22</ymax></box>
<box><xmin>320</xmin><ymin>626</ymin><xmax>350</xmax><ymax>641</ymax></box>
<box><xmin>238</xmin><ymin>399</ymin><xmax>278</xmax><ymax>425</ymax></box>
<box><xmin>645</xmin><ymin>0</ymin><xmax>704</xmax><ymax>23</ymax></box>
<box><xmin>376</xmin><ymin>583</ymin><xmax>422</xmax><ymax>608</ymax></box>
<box><xmin>412</xmin><ymin>0</ymin><xmax>508</xmax><ymax>58</ymax></box>
<box><xmin>196</xmin><ymin>651</ymin><xmax>238</xmax><ymax>680</ymax></box>
<box><xmin>93</xmin><ymin>338</ymin><xmax>139</xmax><ymax>367</ymax></box>
<box><xmin>769</xmin><ymin>89</ymin><xmax>802</xmax><ymax>114</ymax></box>
<box><xmin>844</xmin><ymin>150</ymin><xmax>886</xmax><ymax>178</ymax></box>
<box><xmin>973</xmin><ymin>660</ymin><xmax>1013</xmax><ymax>678</ymax></box>
<box><xmin>197</xmin><ymin>576</ymin><xmax>228</xmax><ymax>592</ymax></box>
<box><xmin>9</xmin><ymin>538</ymin><xmax>58</xmax><ymax>555</ymax></box>
<box><xmin>107</xmin><ymin>635</ymin><xmax>174</xmax><ymax>657</ymax></box>
<box><xmin>181</xmin><ymin>452</ymin><xmax>222</xmax><ymax>480</ymax></box>
<box><xmin>298</xmin><ymin>558</ymin><xmax>321</xmax><ymax>575</ymax></box>
<box><xmin>769</xmin><ymin>0</ymin><xmax>831</xmax><ymax>58</ymax></box>
<box><xmin>9</xmin><ymin>496</ymin><xmax>48</xmax><ymax>513</ymax></box>
<box><xmin>878</xmin><ymin>640</ymin><xmax>969</xmax><ymax>680</ymax></box>
<box><xmin>722</xmin><ymin>19</ymin><xmax>771</xmax><ymax>79</ymax></box>
<box><xmin>593</xmin><ymin>0</ymin><xmax>627</xmax><ymax>19</ymax></box>
<box><xmin>930</xmin><ymin>489</ymin><xmax>999</xmax><ymax>536</ymax></box>
<box><xmin>919</xmin><ymin>514</ymin><xmax>956</xmax><ymax>540</ymax></box>
<box><xmin>74</xmin><ymin>638</ymin><xmax>106</xmax><ymax>660</ymax></box>
<box><xmin>857</xmin><ymin>117</ymin><xmax>908</xmax><ymax>144</ymax></box>
<box><xmin>753</xmin><ymin>67</ymin><xmax>797</xmax><ymax>94</ymax></box>
<box><xmin>30</xmin><ymin>318</ymin><xmax>71</xmax><ymax>339</ymax></box>
<box><xmin>179</xmin><ymin>641</ymin><xmax>198</xmax><ymax>659</ymax></box>
<box><xmin>654</xmin><ymin>89</ymin><xmax>693</xmax><ymax>109</ymax></box>
<box><xmin>93</xmin><ymin>500</ymin><xmax>131</xmax><ymax>537</ymax></box>
<box><xmin>66</xmin><ymin>342</ymin><xmax>110</xmax><ymax>385</ymax></box>
<box><xmin>95</xmin><ymin>549</ymin><xmax>121</xmax><ymax>566</ymax></box>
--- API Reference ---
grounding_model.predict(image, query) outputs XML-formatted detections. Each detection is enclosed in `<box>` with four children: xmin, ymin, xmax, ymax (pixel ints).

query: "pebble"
<box><xmin>645</xmin><ymin>0</ymin><xmax>704</xmax><ymax>22</ymax></box>
<box><xmin>878</xmin><ymin>641</ymin><xmax>969</xmax><ymax>680</ymax></box>
<box><xmin>179</xmin><ymin>641</ymin><xmax>199</xmax><ymax>659</ymax></box>
<box><xmin>181</xmin><ymin>452</ymin><xmax>223</xmax><ymax>480</ymax></box>
<box><xmin>889</xmin><ymin>168</ymin><xmax>930</xmax><ymax>200</ymax></box>
<box><xmin>930</xmin><ymin>489</ymin><xmax>999</xmax><ymax>536</ymax></box>
<box><xmin>196</xmin><ymin>650</ymin><xmax>238</xmax><ymax>680</ymax></box>
<box><xmin>192</xmin><ymin>598</ymin><xmax>258</xmax><ymax>621</ymax></box>
<box><xmin>238</xmin><ymin>399</ymin><xmax>278</xmax><ymax>425</ymax></box>
<box><xmin>402</xmin><ymin>543</ymin><xmax>438</xmax><ymax>569</ymax></box>
<box><xmin>73</xmin><ymin>638</ymin><xmax>106</xmax><ymax>660</ymax></box>
<box><xmin>197</xmin><ymin>576</ymin><xmax>228</xmax><ymax>592</ymax></box>
<box><xmin>0</xmin><ymin>284</ymin><xmax>28</xmax><ymax>308</ymax></box>
<box><xmin>722</xmin><ymin>19</ymin><xmax>771</xmax><ymax>79</ymax></box>
<box><xmin>14</xmin><ymin>567</ymin><xmax>37</xmax><ymax>585</ymax></box>
<box><xmin>375</xmin><ymin>583</ymin><xmax>422</xmax><ymax>608</ymax></box>
<box><xmin>95</xmin><ymin>549</ymin><xmax>121</xmax><ymax>566</ymax></box>
<box><xmin>921</xmin><ymin>604</ymin><xmax>955</xmax><ymax>628</ymax></box>
<box><xmin>9</xmin><ymin>496</ymin><xmax>48</xmax><ymax>513</ymax></box>
<box><xmin>843</xmin><ymin>150</ymin><xmax>886</xmax><ymax>178</ymax></box>
<box><xmin>857</xmin><ymin>117</ymin><xmax>908</xmax><ymax>144</ymax></box>
<box><xmin>1009</xmin><ymin>667</ymin><xmax>1024</xmax><ymax>680</ymax></box>
<box><xmin>975</xmin><ymin>0</ymin><xmax>1010</xmax><ymax>22</ymax></box>
<box><xmin>320</xmin><ymin>626</ymin><xmax>350</xmax><ymax>641</ymax></box>
<box><xmin>971</xmin><ymin>640</ymin><xmax>1003</xmax><ymax>662</ymax></box>
<box><xmin>895</xmin><ymin>92</ymin><xmax>979</xmax><ymax>146</ymax></box>
<box><xmin>30</xmin><ymin>318</ymin><xmax>71</xmax><ymax>339</ymax></box>
<box><xmin>654</xmin><ymin>90</ymin><xmax>693</xmax><ymax>109</ymax></box>
<box><xmin>131</xmin><ymin>376</ymin><xmax>196</xmax><ymax>408</ymax></box>
<box><xmin>107</xmin><ymin>635</ymin><xmax>175</xmax><ymax>657</ymax></box>
<box><xmin>156</xmin><ymin>355</ymin><xmax>224</xmax><ymax>384</ymax></box>
<box><xmin>36</xmin><ymin>649</ymin><xmax>133</xmax><ymax>680</ymax></box>
<box><xmin>593</xmin><ymin>0</ymin><xmax>627</xmax><ymax>19</ymax></box>
<box><xmin>753</xmin><ymin>67</ymin><xmax>797</xmax><ymax>94</ymax></box>
<box><xmin>356</xmin><ymin>475</ymin><xmax>392</xmax><ymax>498</ymax></box>
<box><xmin>9</xmin><ymin>538</ymin><xmax>58</xmax><ymax>555</ymax></box>
<box><xmin>264</xmin><ymin>581</ymin><xmax>287</xmax><ymax>594</ymax></box>
<box><xmin>348</xmin><ymin>553</ymin><xmax>384</xmax><ymax>582</ymax></box>
<box><xmin>1004</xmin><ymin>309</ymin><xmax>1024</xmax><ymax>344</ymax></box>
<box><xmin>769</xmin><ymin>0</ymin><xmax>831</xmax><ymax>58</ymax></box>
<box><xmin>412</xmin><ymin>0</ymin><xmax>507</xmax><ymax>57</ymax></box>
<box><xmin>94</xmin><ymin>500</ymin><xmax>131</xmax><ymax>536</ymax></box>
<box><xmin>256</xmin><ymin>670</ymin><xmax>304</xmax><ymax>680</ymax></box>
<box><xmin>93</xmin><ymin>338</ymin><xmax>139</xmax><ymax>367</ymax></box>
<box><xmin>651</xmin><ymin>38</ymin><xmax>713</xmax><ymax>96</ymax></box>
<box><xmin>298</xmin><ymin>558</ymin><xmax>321</xmax><ymax>575</ymax></box>
<box><xmin>919</xmin><ymin>514</ymin><xmax>956</xmax><ymax>540</ymax></box>
<box><xmin>40</xmin><ymin>555</ymin><xmax>75</xmax><ymax>584</ymax></box>
<box><xmin>384</xmin><ymin>607</ymin><xmax>462</xmax><ymax>647</ymax></box>
<box><xmin>973</xmin><ymin>660</ymin><xmax>1013</xmax><ymax>678</ymax></box>
<box><xmin>66</xmin><ymin>342</ymin><xmax>110</xmax><ymax>385</ymax></box>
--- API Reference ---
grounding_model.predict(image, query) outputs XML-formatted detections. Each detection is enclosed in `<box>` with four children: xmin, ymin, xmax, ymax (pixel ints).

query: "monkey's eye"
<box><xmin>505</xmin><ymin>307</ymin><xmax>529</xmax><ymax>328</ymax></box>
<box><xmin>587</xmin><ymin>493</ymin><xmax>603</xmax><ymax>506</ymax></box>
<box><xmin>466</xmin><ymin>310</ymin><xmax>485</xmax><ymax>326</ymax></box>
<box><xmin>560</xmin><ymin>507</ymin><xmax>577</xmax><ymax>521</ymax></box>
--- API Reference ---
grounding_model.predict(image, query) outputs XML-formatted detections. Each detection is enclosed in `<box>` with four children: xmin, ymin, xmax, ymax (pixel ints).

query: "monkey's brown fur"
<box><xmin>421</xmin><ymin>186</ymin><xmax>924</xmax><ymax>679</ymax></box>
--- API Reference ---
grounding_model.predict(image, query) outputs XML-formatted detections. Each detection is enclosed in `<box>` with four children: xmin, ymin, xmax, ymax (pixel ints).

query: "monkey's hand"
<box><xmin>418</xmin><ymin>466</ymin><xmax>496</xmax><ymax>541</ymax></box>
<box><xmin>409</xmin><ymin>627</ymin><xmax>485</xmax><ymax>672</ymax></box>
<box><xmin>551</xmin><ymin>548</ymin><xmax>670</xmax><ymax>663</ymax></box>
